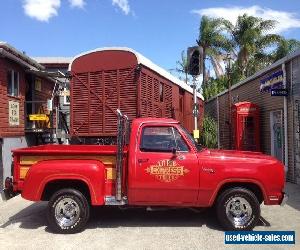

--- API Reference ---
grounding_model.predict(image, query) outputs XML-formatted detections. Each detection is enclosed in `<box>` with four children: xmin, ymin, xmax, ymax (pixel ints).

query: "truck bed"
<box><xmin>11</xmin><ymin>144</ymin><xmax>126</xmax><ymax>195</ymax></box>
<box><xmin>12</xmin><ymin>144</ymin><xmax>126</xmax><ymax>155</ymax></box>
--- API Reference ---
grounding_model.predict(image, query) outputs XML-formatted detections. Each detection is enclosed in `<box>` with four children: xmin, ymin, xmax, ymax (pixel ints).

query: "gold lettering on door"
<box><xmin>145</xmin><ymin>159</ymin><xmax>189</xmax><ymax>183</ymax></box>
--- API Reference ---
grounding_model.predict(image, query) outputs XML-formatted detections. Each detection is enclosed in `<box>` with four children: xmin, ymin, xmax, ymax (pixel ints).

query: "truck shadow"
<box><xmin>87</xmin><ymin>207</ymin><xmax>271</xmax><ymax>231</ymax></box>
<box><xmin>0</xmin><ymin>203</ymin><xmax>270</xmax><ymax>232</ymax></box>
<box><xmin>87</xmin><ymin>207</ymin><xmax>223</xmax><ymax>231</ymax></box>
<box><xmin>0</xmin><ymin>201</ymin><xmax>48</xmax><ymax>230</ymax></box>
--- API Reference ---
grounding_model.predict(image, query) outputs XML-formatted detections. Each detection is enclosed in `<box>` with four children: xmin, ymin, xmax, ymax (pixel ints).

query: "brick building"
<box><xmin>205</xmin><ymin>50</ymin><xmax>300</xmax><ymax>185</ymax></box>
<box><xmin>0</xmin><ymin>42</ymin><xmax>55</xmax><ymax>189</ymax></box>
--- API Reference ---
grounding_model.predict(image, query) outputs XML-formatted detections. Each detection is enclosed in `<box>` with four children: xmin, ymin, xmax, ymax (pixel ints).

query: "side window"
<box><xmin>174</xmin><ymin>128</ymin><xmax>189</xmax><ymax>152</ymax></box>
<box><xmin>140</xmin><ymin>126</ymin><xmax>189</xmax><ymax>152</ymax></box>
<box><xmin>140</xmin><ymin>126</ymin><xmax>175</xmax><ymax>152</ymax></box>
<box><xmin>7</xmin><ymin>70</ymin><xmax>19</xmax><ymax>97</ymax></box>
<box><xmin>63</xmin><ymin>86</ymin><xmax>70</xmax><ymax>105</ymax></box>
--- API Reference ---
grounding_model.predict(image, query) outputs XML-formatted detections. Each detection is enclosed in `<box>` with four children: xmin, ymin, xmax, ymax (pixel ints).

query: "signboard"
<box><xmin>271</xmin><ymin>89</ymin><xmax>288</xmax><ymax>96</ymax></box>
<box><xmin>29</xmin><ymin>114</ymin><xmax>48</xmax><ymax>121</ymax></box>
<box><xmin>8</xmin><ymin>101</ymin><xmax>19</xmax><ymax>126</ymax></box>
<box><xmin>47</xmin><ymin>99</ymin><xmax>53</xmax><ymax>111</ymax></box>
<box><xmin>35</xmin><ymin>78</ymin><xmax>42</xmax><ymax>91</ymax></box>
<box><xmin>193</xmin><ymin>129</ymin><xmax>199</xmax><ymax>139</ymax></box>
<box><xmin>238</xmin><ymin>107</ymin><xmax>257</xmax><ymax>113</ymax></box>
<box><xmin>260</xmin><ymin>70</ymin><xmax>283</xmax><ymax>92</ymax></box>
<box><xmin>59</xmin><ymin>89</ymin><xmax>70</xmax><ymax>96</ymax></box>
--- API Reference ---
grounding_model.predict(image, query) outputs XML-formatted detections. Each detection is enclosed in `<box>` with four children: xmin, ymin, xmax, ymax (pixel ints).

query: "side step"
<box><xmin>105</xmin><ymin>196</ymin><xmax>127</xmax><ymax>205</ymax></box>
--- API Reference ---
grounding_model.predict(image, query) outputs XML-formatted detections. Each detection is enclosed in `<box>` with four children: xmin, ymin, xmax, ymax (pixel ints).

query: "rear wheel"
<box><xmin>216</xmin><ymin>187</ymin><xmax>260</xmax><ymax>230</ymax></box>
<box><xmin>47</xmin><ymin>188</ymin><xmax>90</xmax><ymax>234</ymax></box>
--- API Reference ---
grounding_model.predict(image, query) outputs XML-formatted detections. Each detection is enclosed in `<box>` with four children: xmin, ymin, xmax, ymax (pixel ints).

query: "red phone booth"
<box><xmin>232</xmin><ymin>102</ymin><xmax>260</xmax><ymax>151</ymax></box>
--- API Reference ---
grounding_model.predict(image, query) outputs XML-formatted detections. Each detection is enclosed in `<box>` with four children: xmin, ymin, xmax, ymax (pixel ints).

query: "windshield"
<box><xmin>180</xmin><ymin>125</ymin><xmax>202</xmax><ymax>151</ymax></box>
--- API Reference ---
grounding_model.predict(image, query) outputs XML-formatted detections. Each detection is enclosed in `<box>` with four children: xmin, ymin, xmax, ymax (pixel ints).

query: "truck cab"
<box><xmin>127</xmin><ymin>118</ymin><xmax>201</xmax><ymax>206</ymax></box>
<box><xmin>4</xmin><ymin>111</ymin><xmax>287</xmax><ymax>234</ymax></box>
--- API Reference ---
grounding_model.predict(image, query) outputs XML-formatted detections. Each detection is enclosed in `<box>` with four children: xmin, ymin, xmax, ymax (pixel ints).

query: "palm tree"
<box><xmin>197</xmin><ymin>15</ymin><xmax>231</xmax><ymax>86</ymax></box>
<box><xmin>272</xmin><ymin>38</ymin><xmax>300</xmax><ymax>62</ymax></box>
<box><xmin>224</xmin><ymin>14</ymin><xmax>281</xmax><ymax>77</ymax></box>
<box><xmin>175</xmin><ymin>50</ymin><xmax>190</xmax><ymax>85</ymax></box>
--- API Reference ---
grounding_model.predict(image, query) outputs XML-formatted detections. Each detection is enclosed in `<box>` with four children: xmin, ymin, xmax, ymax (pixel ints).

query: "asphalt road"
<box><xmin>0</xmin><ymin>183</ymin><xmax>299</xmax><ymax>250</ymax></box>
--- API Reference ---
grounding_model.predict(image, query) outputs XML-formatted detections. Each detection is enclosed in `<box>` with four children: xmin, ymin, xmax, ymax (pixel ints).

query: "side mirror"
<box><xmin>171</xmin><ymin>147</ymin><xmax>177</xmax><ymax>155</ymax></box>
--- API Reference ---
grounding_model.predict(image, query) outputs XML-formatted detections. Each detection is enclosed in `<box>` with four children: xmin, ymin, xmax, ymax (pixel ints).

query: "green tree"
<box><xmin>193</xmin><ymin>14</ymin><xmax>300</xmax><ymax>101</ymax></box>
<box><xmin>197</xmin><ymin>15</ymin><xmax>231</xmax><ymax>86</ymax></box>
<box><xmin>175</xmin><ymin>50</ymin><xmax>190</xmax><ymax>85</ymax></box>
<box><xmin>272</xmin><ymin>38</ymin><xmax>300</xmax><ymax>62</ymax></box>
<box><xmin>202</xmin><ymin>75</ymin><xmax>228</xmax><ymax>101</ymax></box>
<box><xmin>224</xmin><ymin>14</ymin><xmax>281</xmax><ymax>77</ymax></box>
<box><xmin>201</xmin><ymin>115</ymin><xmax>218</xmax><ymax>148</ymax></box>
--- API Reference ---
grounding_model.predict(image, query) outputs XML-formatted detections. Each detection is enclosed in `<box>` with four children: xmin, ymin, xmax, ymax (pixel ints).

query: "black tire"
<box><xmin>47</xmin><ymin>188</ymin><xmax>90</xmax><ymax>234</ymax></box>
<box><xmin>216</xmin><ymin>187</ymin><xmax>260</xmax><ymax>231</ymax></box>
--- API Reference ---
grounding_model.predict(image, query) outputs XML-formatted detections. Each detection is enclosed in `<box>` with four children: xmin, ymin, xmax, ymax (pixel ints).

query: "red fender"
<box><xmin>207</xmin><ymin>178</ymin><xmax>267</xmax><ymax>206</ymax></box>
<box><xmin>22</xmin><ymin>159</ymin><xmax>106</xmax><ymax>205</ymax></box>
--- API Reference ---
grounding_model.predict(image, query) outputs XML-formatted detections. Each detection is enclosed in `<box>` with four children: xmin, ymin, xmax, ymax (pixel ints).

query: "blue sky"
<box><xmin>1</xmin><ymin>0</ymin><xmax>300</xmax><ymax>72</ymax></box>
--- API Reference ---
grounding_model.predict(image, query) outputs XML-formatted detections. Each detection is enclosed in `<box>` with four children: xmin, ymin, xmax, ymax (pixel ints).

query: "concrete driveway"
<box><xmin>0</xmin><ymin>183</ymin><xmax>299</xmax><ymax>250</ymax></box>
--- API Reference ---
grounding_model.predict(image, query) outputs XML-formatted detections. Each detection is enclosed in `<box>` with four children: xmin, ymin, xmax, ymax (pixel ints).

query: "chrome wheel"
<box><xmin>54</xmin><ymin>197</ymin><xmax>80</xmax><ymax>228</ymax></box>
<box><xmin>225</xmin><ymin>196</ymin><xmax>252</xmax><ymax>227</ymax></box>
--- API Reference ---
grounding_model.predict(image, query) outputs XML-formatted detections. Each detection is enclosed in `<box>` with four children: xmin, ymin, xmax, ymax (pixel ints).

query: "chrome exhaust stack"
<box><xmin>115</xmin><ymin>109</ymin><xmax>128</xmax><ymax>202</ymax></box>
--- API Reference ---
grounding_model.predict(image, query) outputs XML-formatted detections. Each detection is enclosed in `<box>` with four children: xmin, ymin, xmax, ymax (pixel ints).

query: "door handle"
<box><xmin>177</xmin><ymin>155</ymin><xmax>185</xmax><ymax>160</ymax></box>
<box><xmin>138</xmin><ymin>158</ymin><xmax>149</xmax><ymax>163</ymax></box>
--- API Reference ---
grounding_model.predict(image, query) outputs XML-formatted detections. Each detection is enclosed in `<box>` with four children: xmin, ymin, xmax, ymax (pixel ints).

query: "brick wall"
<box><xmin>0</xmin><ymin>57</ymin><xmax>55</xmax><ymax>138</ymax></box>
<box><xmin>0</xmin><ymin>58</ymin><xmax>26</xmax><ymax>137</ymax></box>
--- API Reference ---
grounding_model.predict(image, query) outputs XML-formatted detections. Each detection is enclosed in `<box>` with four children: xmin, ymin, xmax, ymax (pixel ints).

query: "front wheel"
<box><xmin>47</xmin><ymin>188</ymin><xmax>90</xmax><ymax>234</ymax></box>
<box><xmin>216</xmin><ymin>187</ymin><xmax>260</xmax><ymax>231</ymax></box>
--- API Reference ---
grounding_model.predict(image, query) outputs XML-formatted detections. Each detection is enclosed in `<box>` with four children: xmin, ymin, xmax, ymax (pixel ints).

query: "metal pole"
<box><xmin>282</xmin><ymin>63</ymin><xmax>289</xmax><ymax>171</ymax></box>
<box><xmin>217</xmin><ymin>96</ymin><xmax>220</xmax><ymax>149</ymax></box>
<box><xmin>290</xmin><ymin>60</ymin><xmax>295</xmax><ymax>181</ymax></box>
<box><xmin>226</xmin><ymin>53</ymin><xmax>232</xmax><ymax>149</ymax></box>
<box><xmin>193</xmin><ymin>76</ymin><xmax>197</xmax><ymax>131</ymax></box>
<box><xmin>228</xmin><ymin>74</ymin><xmax>232</xmax><ymax>149</ymax></box>
<box><xmin>55</xmin><ymin>107</ymin><xmax>59</xmax><ymax>143</ymax></box>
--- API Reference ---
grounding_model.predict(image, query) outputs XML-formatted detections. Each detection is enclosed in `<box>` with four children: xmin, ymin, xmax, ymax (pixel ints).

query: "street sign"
<box><xmin>8</xmin><ymin>101</ymin><xmax>19</xmax><ymax>126</ymax></box>
<box><xmin>29</xmin><ymin>114</ymin><xmax>48</xmax><ymax>121</ymax></box>
<box><xmin>260</xmin><ymin>70</ymin><xmax>283</xmax><ymax>92</ymax></box>
<box><xmin>192</xmin><ymin>108</ymin><xmax>199</xmax><ymax>117</ymax></box>
<box><xmin>192</xmin><ymin>103</ymin><xmax>199</xmax><ymax>117</ymax></box>
<box><xmin>271</xmin><ymin>89</ymin><xmax>288</xmax><ymax>96</ymax></box>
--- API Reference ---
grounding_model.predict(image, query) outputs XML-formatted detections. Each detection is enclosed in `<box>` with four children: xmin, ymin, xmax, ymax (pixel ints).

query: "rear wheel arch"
<box><xmin>41</xmin><ymin>179</ymin><xmax>92</xmax><ymax>204</ymax></box>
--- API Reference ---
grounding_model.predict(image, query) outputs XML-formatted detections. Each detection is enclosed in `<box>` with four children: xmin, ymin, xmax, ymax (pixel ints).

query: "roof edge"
<box><xmin>0</xmin><ymin>42</ymin><xmax>44</xmax><ymax>70</ymax></box>
<box><xmin>33</xmin><ymin>57</ymin><xmax>73</xmax><ymax>64</ymax></box>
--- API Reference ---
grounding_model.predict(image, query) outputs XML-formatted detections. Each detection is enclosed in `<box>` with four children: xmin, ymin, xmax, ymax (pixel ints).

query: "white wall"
<box><xmin>1</xmin><ymin>137</ymin><xmax>28</xmax><ymax>189</ymax></box>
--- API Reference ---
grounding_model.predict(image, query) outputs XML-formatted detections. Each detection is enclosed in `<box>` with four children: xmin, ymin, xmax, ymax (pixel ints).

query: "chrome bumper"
<box><xmin>280</xmin><ymin>193</ymin><xmax>288</xmax><ymax>206</ymax></box>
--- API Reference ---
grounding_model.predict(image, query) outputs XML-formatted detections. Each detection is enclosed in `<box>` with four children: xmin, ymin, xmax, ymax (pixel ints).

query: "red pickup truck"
<box><xmin>4</xmin><ymin>111</ymin><xmax>287</xmax><ymax>234</ymax></box>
